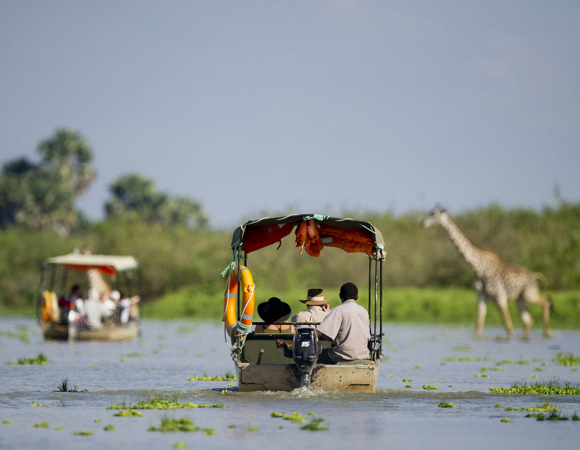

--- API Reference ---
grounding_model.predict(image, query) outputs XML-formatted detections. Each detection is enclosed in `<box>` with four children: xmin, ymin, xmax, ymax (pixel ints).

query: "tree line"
<box><xmin>0</xmin><ymin>129</ymin><xmax>207</xmax><ymax>236</ymax></box>
<box><xmin>1</xmin><ymin>130</ymin><xmax>579</xmax><ymax>312</ymax></box>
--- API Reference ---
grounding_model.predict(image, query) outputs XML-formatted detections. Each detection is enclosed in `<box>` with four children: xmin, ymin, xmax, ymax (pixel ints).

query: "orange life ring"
<box><xmin>224</xmin><ymin>265</ymin><xmax>255</xmax><ymax>341</ymax></box>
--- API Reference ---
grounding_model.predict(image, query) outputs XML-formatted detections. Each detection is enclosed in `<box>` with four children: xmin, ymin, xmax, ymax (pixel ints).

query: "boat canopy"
<box><xmin>231</xmin><ymin>214</ymin><xmax>386</xmax><ymax>261</ymax></box>
<box><xmin>43</xmin><ymin>254</ymin><xmax>140</xmax><ymax>275</ymax></box>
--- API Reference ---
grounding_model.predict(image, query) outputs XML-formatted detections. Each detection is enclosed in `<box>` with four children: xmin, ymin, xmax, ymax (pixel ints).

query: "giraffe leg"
<box><xmin>495</xmin><ymin>294</ymin><xmax>514</xmax><ymax>338</ymax></box>
<box><xmin>516</xmin><ymin>296</ymin><xmax>533</xmax><ymax>339</ymax></box>
<box><xmin>475</xmin><ymin>293</ymin><xmax>487</xmax><ymax>339</ymax></box>
<box><xmin>522</xmin><ymin>285</ymin><xmax>552</xmax><ymax>338</ymax></box>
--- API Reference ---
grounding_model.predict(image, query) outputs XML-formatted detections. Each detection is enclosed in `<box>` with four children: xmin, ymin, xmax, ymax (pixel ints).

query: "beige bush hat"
<box><xmin>299</xmin><ymin>288</ymin><xmax>332</xmax><ymax>306</ymax></box>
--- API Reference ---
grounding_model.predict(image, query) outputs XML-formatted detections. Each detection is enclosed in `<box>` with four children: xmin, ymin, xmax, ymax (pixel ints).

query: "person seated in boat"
<box><xmin>60</xmin><ymin>285</ymin><xmax>84</xmax><ymax>315</ymax></box>
<box><xmin>277</xmin><ymin>282</ymin><xmax>370</xmax><ymax>364</ymax></box>
<box><xmin>117</xmin><ymin>291</ymin><xmax>141</xmax><ymax>323</ymax></box>
<box><xmin>291</xmin><ymin>288</ymin><xmax>331</xmax><ymax>327</ymax></box>
<box><xmin>100</xmin><ymin>292</ymin><xmax>117</xmax><ymax>322</ymax></box>
<box><xmin>84</xmin><ymin>288</ymin><xmax>105</xmax><ymax>330</ymax></box>
<box><xmin>254</xmin><ymin>297</ymin><xmax>296</xmax><ymax>334</ymax></box>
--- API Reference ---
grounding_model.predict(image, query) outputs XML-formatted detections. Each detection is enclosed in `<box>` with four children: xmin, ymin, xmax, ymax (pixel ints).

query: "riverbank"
<box><xmin>4</xmin><ymin>288</ymin><xmax>578</xmax><ymax>329</ymax></box>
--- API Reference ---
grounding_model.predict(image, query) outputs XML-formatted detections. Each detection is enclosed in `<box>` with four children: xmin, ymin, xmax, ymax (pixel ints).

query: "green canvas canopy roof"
<box><xmin>43</xmin><ymin>254</ymin><xmax>140</xmax><ymax>272</ymax></box>
<box><xmin>231</xmin><ymin>213</ymin><xmax>386</xmax><ymax>261</ymax></box>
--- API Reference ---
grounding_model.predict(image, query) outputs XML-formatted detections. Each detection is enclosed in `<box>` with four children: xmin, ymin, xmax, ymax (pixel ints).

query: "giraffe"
<box><xmin>422</xmin><ymin>206</ymin><xmax>552</xmax><ymax>339</ymax></box>
<box><xmin>81</xmin><ymin>248</ymin><xmax>112</xmax><ymax>298</ymax></box>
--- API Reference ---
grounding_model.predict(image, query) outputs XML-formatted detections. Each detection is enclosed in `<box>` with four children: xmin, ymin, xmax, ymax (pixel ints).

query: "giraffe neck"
<box><xmin>440</xmin><ymin>215</ymin><xmax>485</xmax><ymax>273</ymax></box>
<box><xmin>88</xmin><ymin>269</ymin><xmax>111</xmax><ymax>296</ymax></box>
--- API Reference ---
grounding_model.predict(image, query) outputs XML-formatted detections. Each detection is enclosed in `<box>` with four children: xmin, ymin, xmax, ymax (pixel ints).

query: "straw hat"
<box><xmin>299</xmin><ymin>288</ymin><xmax>332</xmax><ymax>306</ymax></box>
<box><xmin>257</xmin><ymin>297</ymin><xmax>292</xmax><ymax>323</ymax></box>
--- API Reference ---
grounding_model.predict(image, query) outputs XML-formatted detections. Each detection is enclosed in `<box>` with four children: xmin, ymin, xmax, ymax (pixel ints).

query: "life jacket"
<box><xmin>320</xmin><ymin>235</ymin><xmax>373</xmax><ymax>256</ymax></box>
<box><xmin>295</xmin><ymin>219</ymin><xmax>323</xmax><ymax>257</ymax></box>
<box><xmin>242</xmin><ymin>222</ymin><xmax>294</xmax><ymax>254</ymax></box>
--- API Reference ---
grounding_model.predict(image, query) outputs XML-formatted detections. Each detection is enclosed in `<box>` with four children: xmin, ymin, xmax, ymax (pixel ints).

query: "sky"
<box><xmin>1</xmin><ymin>1</ymin><xmax>579</xmax><ymax>229</ymax></box>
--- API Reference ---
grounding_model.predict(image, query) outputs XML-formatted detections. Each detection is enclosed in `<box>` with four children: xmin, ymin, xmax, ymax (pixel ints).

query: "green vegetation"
<box><xmin>54</xmin><ymin>425</ymin><xmax>62</xmax><ymax>430</ymax></box>
<box><xmin>34</xmin><ymin>422</ymin><xmax>49</xmax><ymax>428</ymax></box>
<box><xmin>73</xmin><ymin>430</ymin><xmax>93</xmax><ymax>435</ymax></box>
<box><xmin>113</xmin><ymin>410</ymin><xmax>143</xmax><ymax>417</ymax></box>
<box><xmin>31</xmin><ymin>403</ymin><xmax>46</xmax><ymax>407</ymax></box>
<box><xmin>504</xmin><ymin>403</ymin><xmax>561</xmax><ymax>412</ymax></box>
<box><xmin>148</xmin><ymin>418</ymin><xmax>210</xmax><ymax>432</ymax></box>
<box><xmin>438</xmin><ymin>402</ymin><xmax>455</xmax><ymax>408</ymax></box>
<box><xmin>301</xmin><ymin>418</ymin><xmax>329</xmax><ymax>431</ymax></box>
<box><xmin>56</xmin><ymin>379</ymin><xmax>87</xmax><ymax>392</ymax></box>
<box><xmin>490</xmin><ymin>380</ymin><xmax>580</xmax><ymax>395</ymax></box>
<box><xmin>500</xmin><ymin>417</ymin><xmax>512</xmax><ymax>422</ymax></box>
<box><xmin>553</xmin><ymin>352</ymin><xmax>580</xmax><ymax>366</ymax></box>
<box><xmin>186</xmin><ymin>372</ymin><xmax>236</xmax><ymax>381</ymax></box>
<box><xmin>422</xmin><ymin>385</ymin><xmax>438</xmax><ymax>390</ymax></box>
<box><xmin>534</xmin><ymin>412</ymin><xmax>570</xmax><ymax>421</ymax></box>
<box><xmin>104</xmin><ymin>424</ymin><xmax>115</xmax><ymax>431</ymax></box>
<box><xmin>108</xmin><ymin>397</ymin><xmax>226</xmax><ymax>410</ymax></box>
<box><xmin>3</xmin><ymin>420</ymin><xmax>12</xmax><ymax>424</ymax></box>
<box><xmin>270</xmin><ymin>412</ymin><xmax>307</xmax><ymax>423</ymax></box>
<box><xmin>6</xmin><ymin>353</ymin><xmax>50</xmax><ymax>365</ymax></box>
<box><xmin>443</xmin><ymin>357</ymin><xmax>494</xmax><ymax>362</ymax></box>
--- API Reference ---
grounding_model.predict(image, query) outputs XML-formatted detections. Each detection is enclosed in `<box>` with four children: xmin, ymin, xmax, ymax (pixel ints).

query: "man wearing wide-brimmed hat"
<box><xmin>291</xmin><ymin>288</ymin><xmax>331</xmax><ymax>326</ymax></box>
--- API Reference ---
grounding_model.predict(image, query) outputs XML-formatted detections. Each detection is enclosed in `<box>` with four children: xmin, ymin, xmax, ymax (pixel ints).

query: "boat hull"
<box><xmin>235</xmin><ymin>360</ymin><xmax>379</xmax><ymax>392</ymax></box>
<box><xmin>39</xmin><ymin>320</ymin><xmax>140</xmax><ymax>341</ymax></box>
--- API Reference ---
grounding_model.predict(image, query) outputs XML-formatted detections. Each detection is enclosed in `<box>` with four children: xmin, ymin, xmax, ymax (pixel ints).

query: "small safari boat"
<box><xmin>223</xmin><ymin>214</ymin><xmax>386</xmax><ymax>392</ymax></box>
<box><xmin>37</xmin><ymin>253</ymin><xmax>142</xmax><ymax>341</ymax></box>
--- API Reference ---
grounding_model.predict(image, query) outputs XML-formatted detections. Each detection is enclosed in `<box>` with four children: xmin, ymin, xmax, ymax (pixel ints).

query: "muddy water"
<box><xmin>1</xmin><ymin>318</ymin><xmax>579</xmax><ymax>449</ymax></box>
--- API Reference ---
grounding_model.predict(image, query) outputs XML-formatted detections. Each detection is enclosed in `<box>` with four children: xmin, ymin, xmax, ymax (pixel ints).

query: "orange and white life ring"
<box><xmin>224</xmin><ymin>265</ymin><xmax>255</xmax><ymax>341</ymax></box>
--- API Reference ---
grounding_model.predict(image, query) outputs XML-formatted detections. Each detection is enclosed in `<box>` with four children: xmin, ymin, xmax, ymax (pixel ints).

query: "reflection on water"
<box><xmin>1</xmin><ymin>318</ymin><xmax>579</xmax><ymax>449</ymax></box>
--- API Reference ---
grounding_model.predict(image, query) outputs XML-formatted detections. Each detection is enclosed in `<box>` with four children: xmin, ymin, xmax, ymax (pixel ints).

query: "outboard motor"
<box><xmin>292</xmin><ymin>327</ymin><xmax>319</xmax><ymax>388</ymax></box>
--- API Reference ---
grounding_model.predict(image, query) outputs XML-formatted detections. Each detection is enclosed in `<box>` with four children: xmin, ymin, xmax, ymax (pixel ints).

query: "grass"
<box><xmin>108</xmin><ymin>397</ymin><xmax>226</xmax><ymax>410</ymax></box>
<box><xmin>489</xmin><ymin>380</ymin><xmax>580</xmax><ymax>395</ymax></box>
<box><xmin>6</xmin><ymin>353</ymin><xmax>50</xmax><ymax>365</ymax></box>
<box><xmin>55</xmin><ymin>379</ymin><xmax>87</xmax><ymax>392</ymax></box>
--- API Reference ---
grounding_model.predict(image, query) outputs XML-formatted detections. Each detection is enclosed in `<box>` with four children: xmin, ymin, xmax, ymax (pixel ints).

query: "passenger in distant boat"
<box><xmin>291</xmin><ymin>288</ymin><xmax>331</xmax><ymax>327</ymax></box>
<box><xmin>100</xmin><ymin>292</ymin><xmax>117</xmax><ymax>321</ymax></box>
<box><xmin>84</xmin><ymin>288</ymin><xmax>104</xmax><ymax>329</ymax></box>
<box><xmin>277</xmin><ymin>283</ymin><xmax>370</xmax><ymax>364</ymax></box>
<box><xmin>118</xmin><ymin>292</ymin><xmax>141</xmax><ymax>323</ymax></box>
<box><xmin>62</xmin><ymin>285</ymin><xmax>84</xmax><ymax>316</ymax></box>
<box><xmin>254</xmin><ymin>297</ymin><xmax>295</xmax><ymax>334</ymax></box>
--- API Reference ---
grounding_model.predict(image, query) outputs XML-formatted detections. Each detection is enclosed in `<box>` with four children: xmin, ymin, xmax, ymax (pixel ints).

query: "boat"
<box><xmin>37</xmin><ymin>253</ymin><xmax>142</xmax><ymax>341</ymax></box>
<box><xmin>223</xmin><ymin>214</ymin><xmax>386</xmax><ymax>392</ymax></box>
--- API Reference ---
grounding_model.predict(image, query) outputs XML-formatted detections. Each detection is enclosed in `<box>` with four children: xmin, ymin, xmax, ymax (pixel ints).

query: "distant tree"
<box><xmin>0</xmin><ymin>129</ymin><xmax>95</xmax><ymax>235</ymax></box>
<box><xmin>105</xmin><ymin>174</ymin><xmax>208</xmax><ymax>228</ymax></box>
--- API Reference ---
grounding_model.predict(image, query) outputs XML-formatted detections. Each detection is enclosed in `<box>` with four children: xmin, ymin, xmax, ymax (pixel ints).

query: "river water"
<box><xmin>1</xmin><ymin>318</ymin><xmax>579</xmax><ymax>449</ymax></box>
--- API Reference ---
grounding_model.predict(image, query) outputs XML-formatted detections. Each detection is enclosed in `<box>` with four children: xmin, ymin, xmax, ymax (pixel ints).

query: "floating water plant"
<box><xmin>148</xmin><ymin>418</ymin><xmax>200</xmax><ymax>432</ymax></box>
<box><xmin>7</xmin><ymin>353</ymin><xmax>50</xmax><ymax>365</ymax></box>
<box><xmin>114</xmin><ymin>410</ymin><xmax>143</xmax><ymax>417</ymax></box>
<box><xmin>572</xmin><ymin>414</ymin><xmax>579</xmax><ymax>421</ymax></box>
<box><xmin>104</xmin><ymin>424</ymin><xmax>115</xmax><ymax>431</ymax></box>
<box><xmin>186</xmin><ymin>372</ymin><xmax>237</xmax><ymax>381</ymax></box>
<box><xmin>34</xmin><ymin>422</ymin><xmax>49</xmax><ymax>428</ymax></box>
<box><xmin>422</xmin><ymin>385</ymin><xmax>438</xmax><ymax>390</ymax></box>
<box><xmin>494</xmin><ymin>404</ymin><xmax>502</xmax><ymax>408</ymax></box>
<box><xmin>475</xmin><ymin>374</ymin><xmax>489</xmax><ymax>378</ymax></box>
<box><xmin>301</xmin><ymin>418</ymin><xmax>329</xmax><ymax>431</ymax></box>
<box><xmin>31</xmin><ymin>403</ymin><xmax>46</xmax><ymax>407</ymax></box>
<box><xmin>438</xmin><ymin>402</ymin><xmax>455</xmax><ymax>408</ymax></box>
<box><xmin>248</xmin><ymin>427</ymin><xmax>259</xmax><ymax>432</ymax></box>
<box><xmin>451</xmin><ymin>346</ymin><xmax>472</xmax><ymax>352</ymax></box>
<box><xmin>536</xmin><ymin>412</ymin><xmax>570</xmax><ymax>421</ymax></box>
<box><xmin>283</xmin><ymin>412</ymin><xmax>307</xmax><ymax>423</ymax></box>
<box><xmin>530</xmin><ymin>375</ymin><xmax>537</xmax><ymax>378</ymax></box>
<box><xmin>204</xmin><ymin>428</ymin><xmax>217</xmax><ymax>435</ymax></box>
<box><xmin>174</xmin><ymin>442</ymin><xmax>186</xmax><ymax>449</ymax></box>
<box><xmin>414</xmin><ymin>366</ymin><xmax>421</xmax><ymax>369</ymax></box>
<box><xmin>402</xmin><ymin>379</ymin><xmax>411</xmax><ymax>382</ymax></box>
<box><xmin>73</xmin><ymin>430</ymin><xmax>93</xmax><ymax>435</ymax></box>
<box><xmin>56</xmin><ymin>379</ymin><xmax>87</xmax><ymax>393</ymax></box>
<box><xmin>0</xmin><ymin>329</ymin><xmax>30</xmax><ymax>344</ymax></box>
<box><xmin>553</xmin><ymin>352</ymin><xmax>580</xmax><ymax>366</ymax></box>
<box><xmin>3</xmin><ymin>420</ymin><xmax>12</xmax><ymax>424</ymax></box>
<box><xmin>532</xmin><ymin>368</ymin><xmax>544</xmax><ymax>372</ymax></box>
<box><xmin>489</xmin><ymin>380</ymin><xmax>580</xmax><ymax>395</ymax></box>
<box><xmin>405</xmin><ymin>385</ymin><xmax>412</xmax><ymax>388</ymax></box>
<box><xmin>489</xmin><ymin>367</ymin><xmax>503</xmax><ymax>371</ymax></box>
<box><xmin>443</xmin><ymin>357</ymin><xmax>493</xmax><ymax>362</ymax></box>
<box><xmin>54</xmin><ymin>425</ymin><xmax>62</xmax><ymax>430</ymax></box>
<box><xmin>504</xmin><ymin>403</ymin><xmax>561</xmax><ymax>412</ymax></box>
<box><xmin>271</xmin><ymin>412</ymin><xmax>285</xmax><ymax>418</ymax></box>
<box><xmin>108</xmin><ymin>397</ymin><xmax>225</xmax><ymax>410</ymax></box>
<box><xmin>500</xmin><ymin>417</ymin><xmax>512</xmax><ymax>422</ymax></box>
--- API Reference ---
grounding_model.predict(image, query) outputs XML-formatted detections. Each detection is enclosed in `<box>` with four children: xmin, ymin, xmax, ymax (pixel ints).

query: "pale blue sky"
<box><xmin>1</xmin><ymin>1</ymin><xmax>578</xmax><ymax>228</ymax></box>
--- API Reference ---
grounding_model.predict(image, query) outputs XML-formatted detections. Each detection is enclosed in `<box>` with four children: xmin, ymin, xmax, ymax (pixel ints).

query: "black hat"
<box><xmin>257</xmin><ymin>297</ymin><xmax>291</xmax><ymax>323</ymax></box>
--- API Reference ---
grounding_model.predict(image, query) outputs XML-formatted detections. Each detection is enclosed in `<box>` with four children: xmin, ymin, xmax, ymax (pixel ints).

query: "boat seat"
<box><xmin>335</xmin><ymin>359</ymin><xmax>375</xmax><ymax>365</ymax></box>
<box><xmin>242</xmin><ymin>333</ymin><xmax>331</xmax><ymax>364</ymax></box>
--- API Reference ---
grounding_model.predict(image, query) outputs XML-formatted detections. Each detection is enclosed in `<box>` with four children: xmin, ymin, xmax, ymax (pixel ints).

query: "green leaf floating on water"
<box><xmin>108</xmin><ymin>397</ymin><xmax>226</xmax><ymax>410</ymax></box>
<box><xmin>301</xmin><ymin>418</ymin><xmax>329</xmax><ymax>431</ymax></box>
<box><xmin>114</xmin><ymin>410</ymin><xmax>143</xmax><ymax>417</ymax></box>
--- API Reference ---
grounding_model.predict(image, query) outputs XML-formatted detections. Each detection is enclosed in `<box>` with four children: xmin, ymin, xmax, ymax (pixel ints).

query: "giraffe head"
<box><xmin>422</xmin><ymin>204</ymin><xmax>449</xmax><ymax>228</ymax></box>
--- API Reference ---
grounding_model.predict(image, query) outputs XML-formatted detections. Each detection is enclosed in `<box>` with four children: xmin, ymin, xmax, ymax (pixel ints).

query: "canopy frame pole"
<box><xmin>368</xmin><ymin>258</ymin><xmax>372</xmax><ymax>335</ymax></box>
<box><xmin>374</xmin><ymin>256</ymin><xmax>378</xmax><ymax>342</ymax></box>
